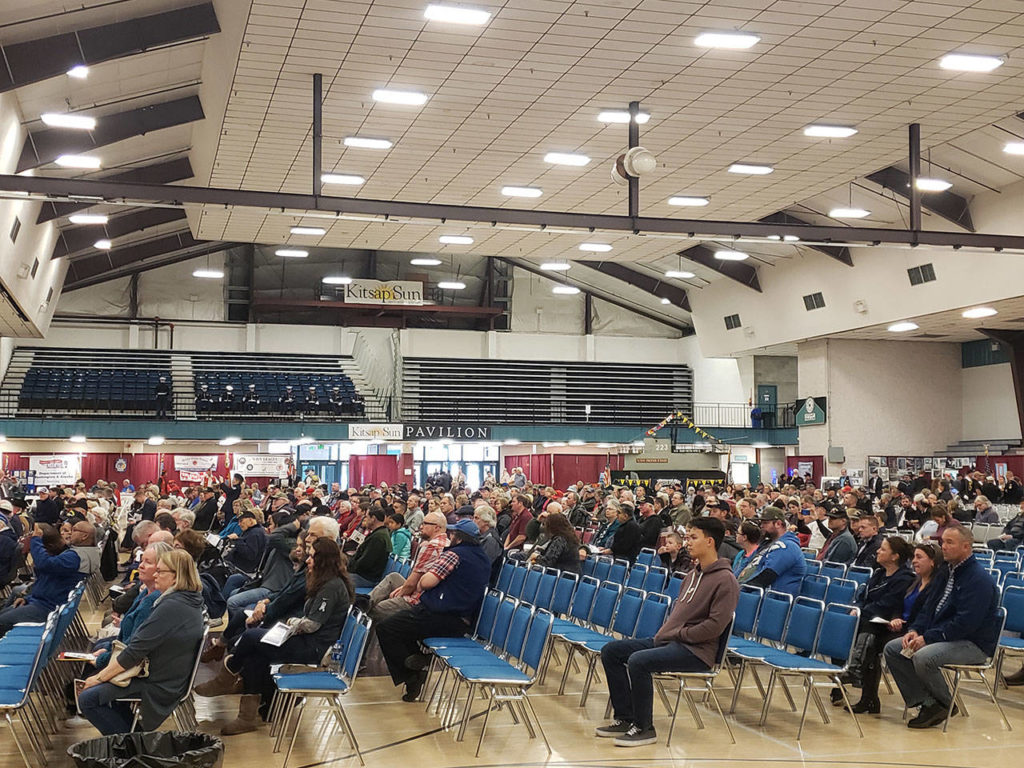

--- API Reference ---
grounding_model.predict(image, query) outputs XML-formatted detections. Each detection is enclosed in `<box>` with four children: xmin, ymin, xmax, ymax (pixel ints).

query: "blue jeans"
<box><xmin>226</xmin><ymin>587</ymin><xmax>272</xmax><ymax>623</ymax></box>
<box><xmin>78</xmin><ymin>682</ymin><xmax>136</xmax><ymax>735</ymax></box>
<box><xmin>221</xmin><ymin>573</ymin><xmax>250</xmax><ymax>601</ymax></box>
<box><xmin>600</xmin><ymin>637</ymin><xmax>708</xmax><ymax>730</ymax></box>
<box><xmin>0</xmin><ymin>602</ymin><xmax>50</xmax><ymax>638</ymax></box>
<box><xmin>883</xmin><ymin>637</ymin><xmax>988</xmax><ymax>708</ymax></box>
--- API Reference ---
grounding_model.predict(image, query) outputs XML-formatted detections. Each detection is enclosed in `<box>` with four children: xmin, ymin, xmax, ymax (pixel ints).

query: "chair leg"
<box><xmin>522</xmin><ymin>693</ymin><xmax>551</xmax><ymax>754</ymax></box>
<box><xmin>666</xmin><ymin>682</ymin><xmax>684</xmax><ymax>748</ymax></box>
<box><xmin>282</xmin><ymin>699</ymin><xmax>305</xmax><ymax>768</ymax></box>
<box><xmin>455</xmin><ymin>683</ymin><xmax>475</xmax><ymax>742</ymax></box>
<box><xmin>708</xmin><ymin>684</ymin><xmax>736</xmax><ymax>745</ymax></box>
<box><xmin>942</xmin><ymin>670</ymin><xmax>961</xmax><ymax>733</ymax></box>
<box><xmin>981</xmin><ymin>671</ymin><xmax>1012</xmax><ymax>731</ymax></box>
<box><xmin>333</xmin><ymin>700</ymin><xmax>364</xmax><ymax>767</ymax></box>
<box><xmin>834</xmin><ymin>677</ymin><xmax>863</xmax><ymax>738</ymax></box>
<box><xmin>728</xmin><ymin>659</ymin><xmax>746</xmax><ymax>714</ymax></box>
<box><xmin>474</xmin><ymin>687</ymin><xmax>497</xmax><ymax>758</ymax></box>
<box><xmin>5</xmin><ymin>711</ymin><xmax>35</xmax><ymax>768</ymax></box>
<box><xmin>796</xmin><ymin>676</ymin><xmax>814</xmax><ymax>740</ymax></box>
<box><xmin>758</xmin><ymin>669</ymin><xmax>777</xmax><ymax>726</ymax></box>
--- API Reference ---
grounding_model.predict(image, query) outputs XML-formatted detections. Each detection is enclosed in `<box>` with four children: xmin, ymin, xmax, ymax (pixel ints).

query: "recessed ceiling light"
<box><xmin>962</xmin><ymin>306</ymin><xmax>998</xmax><ymax>319</ymax></box>
<box><xmin>322</xmin><ymin>276</ymin><xmax>352</xmax><ymax>285</ymax></box>
<box><xmin>69</xmin><ymin>435</ymin><xmax>87</xmax><ymax>443</ymax></box>
<box><xmin>887</xmin><ymin>321</ymin><xmax>919</xmax><ymax>333</ymax></box>
<box><xmin>1004</xmin><ymin>142</ymin><xmax>1024</xmax><ymax>155</ymax></box>
<box><xmin>695</xmin><ymin>32</ymin><xmax>760</xmax><ymax>49</ymax></box>
<box><xmin>660</xmin><ymin>297</ymin><xmax>671</xmax><ymax>304</ymax></box>
<box><xmin>67</xmin><ymin>65</ymin><xmax>89</xmax><ymax>79</ymax></box>
<box><xmin>829</xmin><ymin>207</ymin><xmax>870</xmax><ymax>219</ymax></box>
<box><xmin>219</xmin><ymin>437</ymin><xmax>241</xmax><ymax>447</ymax></box>
<box><xmin>803</xmin><ymin>125</ymin><xmax>857</xmax><ymax>138</ymax></box>
<box><xmin>290</xmin><ymin>226</ymin><xmax>326</xmax><ymax>236</ymax></box>
<box><xmin>69</xmin><ymin>213</ymin><xmax>108</xmax><ymax>224</ymax></box>
<box><xmin>276</xmin><ymin>249</ymin><xmax>309</xmax><ymax>258</ymax></box>
<box><xmin>438</xmin><ymin>281</ymin><xmax>466</xmax><ymax>290</ymax></box>
<box><xmin>940</xmin><ymin>53</ymin><xmax>1004</xmax><ymax>72</ymax></box>
<box><xmin>439</xmin><ymin>235</ymin><xmax>473</xmax><ymax>245</ymax></box>
<box><xmin>714</xmin><ymin>250</ymin><xmax>749</xmax><ymax>261</ymax></box>
<box><xmin>372</xmin><ymin>88</ymin><xmax>428</xmax><ymax>106</ymax></box>
<box><xmin>193</xmin><ymin>269</ymin><xmax>224</xmax><ymax>279</ymax></box>
<box><xmin>540</xmin><ymin>262</ymin><xmax>570</xmax><ymax>271</ymax></box>
<box><xmin>544</xmin><ymin>152</ymin><xmax>591</xmax><ymax>166</ymax></box>
<box><xmin>41</xmin><ymin>113</ymin><xmax>96</xmax><ymax>130</ymax></box>
<box><xmin>321</xmin><ymin>173</ymin><xmax>364</xmax><ymax>185</ymax></box>
<box><xmin>915</xmin><ymin>178</ymin><xmax>952</xmax><ymax>192</ymax></box>
<box><xmin>147</xmin><ymin>436</ymin><xmax>166</xmax><ymax>446</ymax></box>
<box><xmin>728</xmin><ymin>163</ymin><xmax>773</xmax><ymax>175</ymax></box>
<box><xmin>411</xmin><ymin>258</ymin><xmax>442</xmax><ymax>266</ymax></box>
<box><xmin>55</xmin><ymin>154</ymin><xmax>101</xmax><ymax>169</ymax></box>
<box><xmin>552</xmin><ymin>285</ymin><xmax>580</xmax><ymax>295</ymax></box>
<box><xmin>501</xmin><ymin>185</ymin><xmax>542</xmax><ymax>197</ymax></box>
<box><xmin>598</xmin><ymin>110</ymin><xmax>650</xmax><ymax>124</ymax></box>
<box><xmin>568</xmin><ymin>439</ymin><xmax>586</xmax><ymax>446</ymax></box>
<box><xmin>343</xmin><ymin>136</ymin><xmax>392</xmax><ymax>149</ymax></box>
<box><xmin>668</xmin><ymin>196</ymin><xmax>709</xmax><ymax>207</ymax></box>
<box><xmin>424</xmin><ymin>4</ymin><xmax>491</xmax><ymax>24</ymax></box>
<box><xmin>579</xmin><ymin>243</ymin><xmax>611</xmax><ymax>252</ymax></box>
<box><xmin>503</xmin><ymin>439</ymin><xmax>521</xmax><ymax>445</ymax></box>
<box><xmin>94</xmin><ymin>239</ymin><xmax>112</xmax><ymax>250</ymax></box>
<box><xmin>665</xmin><ymin>270</ymin><xmax>695</xmax><ymax>279</ymax></box>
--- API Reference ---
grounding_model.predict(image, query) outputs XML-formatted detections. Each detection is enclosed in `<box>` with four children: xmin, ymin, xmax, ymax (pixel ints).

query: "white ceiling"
<box><xmin>824</xmin><ymin>295</ymin><xmax>1024</xmax><ymax>343</ymax></box>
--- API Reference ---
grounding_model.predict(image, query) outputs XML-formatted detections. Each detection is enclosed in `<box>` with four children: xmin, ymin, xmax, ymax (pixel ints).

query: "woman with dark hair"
<box><xmin>198</xmin><ymin>537</ymin><xmax>353</xmax><ymax>734</ymax></box>
<box><xmin>533</xmin><ymin>513</ymin><xmax>581</xmax><ymax>573</ymax></box>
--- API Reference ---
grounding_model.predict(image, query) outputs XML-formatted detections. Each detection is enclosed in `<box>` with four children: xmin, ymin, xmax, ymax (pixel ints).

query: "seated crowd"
<box><xmin>0</xmin><ymin>463</ymin><xmax>1017</xmax><ymax>752</ymax></box>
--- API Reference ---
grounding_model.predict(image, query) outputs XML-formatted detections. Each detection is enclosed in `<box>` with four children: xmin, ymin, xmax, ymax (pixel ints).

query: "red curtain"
<box><xmin>349</xmin><ymin>455</ymin><xmax>398</xmax><ymax>487</ymax></box>
<box><xmin>506</xmin><ymin>453</ymin><xmax>619</xmax><ymax>488</ymax></box>
<box><xmin>786</xmin><ymin>455</ymin><xmax>824</xmax><ymax>485</ymax></box>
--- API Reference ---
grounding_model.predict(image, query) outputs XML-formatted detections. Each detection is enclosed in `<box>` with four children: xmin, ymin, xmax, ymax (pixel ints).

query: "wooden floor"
<box><xmin>5</xmin><ymin>646</ymin><xmax>1023</xmax><ymax>768</ymax></box>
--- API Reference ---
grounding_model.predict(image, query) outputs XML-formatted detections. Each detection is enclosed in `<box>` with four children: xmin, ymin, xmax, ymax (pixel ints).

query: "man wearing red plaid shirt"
<box><xmin>368</xmin><ymin>510</ymin><xmax>450</xmax><ymax>619</ymax></box>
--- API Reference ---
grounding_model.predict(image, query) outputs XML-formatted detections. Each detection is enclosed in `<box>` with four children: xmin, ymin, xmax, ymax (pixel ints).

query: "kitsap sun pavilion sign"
<box><xmin>345</xmin><ymin>279</ymin><xmax>425</xmax><ymax>306</ymax></box>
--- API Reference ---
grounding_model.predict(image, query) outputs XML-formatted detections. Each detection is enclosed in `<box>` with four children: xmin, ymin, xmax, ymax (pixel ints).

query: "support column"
<box><xmin>909</xmin><ymin>123</ymin><xmax>921</xmax><ymax>233</ymax></box>
<box><xmin>312</xmin><ymin>73</ymin><xmax>322</xmax><ymax>197</ymax></box>
<box><xmin>979</xmin><ymin>330</ymin><xmax>1024</xmax><ymax>440</ymax></box>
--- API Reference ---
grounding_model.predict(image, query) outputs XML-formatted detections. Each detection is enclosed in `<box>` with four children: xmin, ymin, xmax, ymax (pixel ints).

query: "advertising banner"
<box><xmin>233</xmin><ymin>454</ymin><xmax>291</xmax><ymax>477</ymax></box>
<box><xmin>30</xmin><ymin>455</ymin><xmax>81</xmax><ymax>486</ymax></box>
<box><xmin>174</xmin><ymin>455</ymin><xmax>219</xmax><ymax>472</ymax></box>
<box><xmin>348</xmin><ymin>423</ymin><xmax>404</xmax><ymax>440</ymax></box>
<box><xmin>346</xmin><ymin>279</ymin><xmax>425</xmax><ymax>306</ymax></box>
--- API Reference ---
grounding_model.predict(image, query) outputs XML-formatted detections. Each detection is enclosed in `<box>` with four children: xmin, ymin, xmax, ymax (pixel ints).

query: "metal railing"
<box><xmin>691</xmin><ymin>402</ymin><xmax>796</xmax><ymax>429</ymax></box>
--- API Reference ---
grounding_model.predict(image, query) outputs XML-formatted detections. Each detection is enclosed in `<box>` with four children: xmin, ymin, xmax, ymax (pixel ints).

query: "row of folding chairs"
<box><xmin>419</xmin><ymin>591</ymin><xmax>554</xmax><ymax>756</ymax></box>
<box><xmin>268</xmin><ymin>607</ymin><xmax>372</xmax><ymax>767</ymax></box>
<box><xmin>581</xmin><ymin>555</ymin><xmax>688</xmax><ymax>597</ymax></box>
<box><xmin>354</xmin><ymin>554</ymin><xmax>411</xmax><ymax>597</ymax></box>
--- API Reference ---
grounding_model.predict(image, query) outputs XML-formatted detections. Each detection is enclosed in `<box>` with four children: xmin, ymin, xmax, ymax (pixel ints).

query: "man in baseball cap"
<box><xmin>745</xmin><ymin>506</ymin><xmax>806</xmax><ymax>596</ymax></box>
<box><xmin>32</xmin><ymin>486</ymin><xmax>60</xmax><ymax>526</ymax></box>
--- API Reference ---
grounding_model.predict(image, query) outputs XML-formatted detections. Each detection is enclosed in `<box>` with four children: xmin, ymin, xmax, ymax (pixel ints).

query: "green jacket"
<box><xmin>349</xmin><ymin>525</ymin><xmax>392</xmax><ymax>581</ymax></box>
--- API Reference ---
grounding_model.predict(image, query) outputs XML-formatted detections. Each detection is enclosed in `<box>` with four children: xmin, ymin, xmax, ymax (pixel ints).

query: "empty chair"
<box><xmin>799</xmin><ymin>574</ymin><xmax>830</xmax><ymax>601</ymax></box>
<box><xmin>626</xmin><ymin>564</ymin><xmax>648</xmax><ymax>590</ymax></box>
<box><xmin>641</xmin><ymin>566</ymin><xmax>668</xmax><ymax>594</ymax></box>
<box><xmin>636</xmin><ymin>548</ymin><xmax>658</xmax><ymax>568</ymax></box>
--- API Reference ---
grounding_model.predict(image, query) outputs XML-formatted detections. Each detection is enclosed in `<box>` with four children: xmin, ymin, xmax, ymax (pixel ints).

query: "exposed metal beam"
<box><xmin>679</xmin><ymin>245</ymin><xmax>762</xmax><ymax>292</ymax></box>
<box><xmin>0</xmin><ymin>174</ymin><xmax>1021</xmax><ymax>249</ymax></box>
<box><xmin>36</xmin><ymin>157</ymin><xmax>193</xmax><ymax>223</ymax></box>
<box><xmin>65</xmin><ymin>239</ymin><xmax>239</xmax><ymax>291</ymax></box>
<box><xmin>979</xmin><ymin>329</ymin><xmax>1024</xmax><ymax>439</ymax></box>
<box><xmin>252</xmin><ymin>298</ymin><xmax>504</xmax><ymax>317</ymax></box>
<box><xmin>758</xmin><ymin>211</ymin><xmax>853</xmax><ymax>266</ymax></box>
<box><xmin>312</xmin><ymin>73</ymin><xmax>322</xmax><ymax>197</ymax></box>
<box><xmin>576</xmin><ymin>261</ymin><xmax>690</xmax><ymax>311</ymax></box>
<box><xmin>909</xmin><ymin>123</ymin><xmax>922</xmax><ymax>233</ymax></box>
<box><xmin>865</xmin><ymin>166</ymin><xmax>975</xmax><ymax>232</ymax></box>
<box><xmin>66</xmin><ymin>229</ymin><xmax>210</xmax><ymax>285</ymax></box>
<box><xmin>19</xmin><ymin>95</ymin><xmax>205</xmax><ymax>172</ymax></box>
<box><xmin>0</xmin><ymin>4</ymin><xmax>219</xmax><ymax>92</ymax></box>
<box><xmin>499</xmin><ymin>257</ymin><xmax>691</xmax><ymax>334</ymax></box>
<box><xmin>54</xmin><ymin>208</ymin><xmax>187</xmax><ymax>259</ymax></box>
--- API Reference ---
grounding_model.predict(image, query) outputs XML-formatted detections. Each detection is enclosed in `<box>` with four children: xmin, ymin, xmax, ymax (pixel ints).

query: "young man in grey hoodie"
<box><xmin>597</xmin><ymin>516</ymin><xmax>739</xmax><ymax>746</ymax></box>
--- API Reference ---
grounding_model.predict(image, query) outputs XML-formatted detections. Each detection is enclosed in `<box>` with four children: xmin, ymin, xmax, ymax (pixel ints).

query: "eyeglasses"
<box><xmin>154</xmin><ymin>568</ymin><xmax>175</xmax><ymax>575</ymax></box>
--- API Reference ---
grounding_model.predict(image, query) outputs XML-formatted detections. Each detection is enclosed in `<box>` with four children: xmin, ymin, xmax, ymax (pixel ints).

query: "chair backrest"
<box><xmin>1003</xmin><ymin>572</ymin><xmax>1024</xmax><ymax>593</ymax></box>
<box><xmin>342</xmin><ymin>613</ymin><xmax>373</xmax><ymax>683</ymax></box>
<box><xmin>987</xmin><ymin>568</ymin><xmax>1002</xmax><ymax>584</ymax></box>
<box><xmin>496</xmin><ymin>562</ymin><xmax>515</xmax><ymax>593</ymax></box>
<box><xmin>550</xmin><ymin>571</ymin><xmax>578</xmax><ymax>615</ymax></box>
<box><xmin>611</xmin><ymin>587</ymin><xmax>645</xmax><ymax>636</ymax></box>
<box><xmin>592</xmin><ymin>556</ymin><xmax>613</xmax><ymax>583</ymax></box>
<box><xmin>710</xmin><ymin>614</ymin><xmax>737</xmax><ymax>671</ymax></box>
<box><xmin>580</xmin><ymin>556</ymin><xmax>596</xmax><ymax>578</ymax></box>
<box><xmin>626</xmin><ymin>564</ymin><xmax>648</xmax><ymax>589</ymax></box>
<box><xmin>754</xmin><ymin>590</ymin><xmax>793</xmax><ymax>644</ymax></box>
<box><xmin>636</xmin><ymin>548</ymin><xmax>657</xmax><ymax>568</ymax></box>
<box><xmin>489</xmin><ymin>597</ymin><xmax>518</xmax><ymax>649</ymax></box>
<box><xmin>814</xmin><ymin>603</ymin><xmax>859</xmax><ymax>663</ymax></box>
<box><xmin>508</xmin><ymin>564</ymin><xmax>527</xmax><ymax>599</ymax></box>
<box><xmin>533</xmin><ymin>570</ymin><xmax>558</xmax><ymax>611</ymax></box>
<box><xmin>642</xmin><ymin>566</ymin><xmax>668</xmax><ymax>594</ymax></box>
<box><xmin>783</xmin><ymin>597</ymin><xmax>824</xmax><ymax>653</ymax></box>
<box><xmin>609</xmin><ymin>559</ymin><xmax>629</xmax><ymax>584</ymax></box>
<box><xmin>568</xmin><ymin>576</ymin><xmax>599</xmax><ymax>623</ymax></box>
<box><xmin>667</xmin><ymin>571</ymin><xmax>687</xmax><ymax>598</ymax></box>
<box><xmin>846</xmin><ymin>565</ymin><xmax>873</xmax><ymax>587</ymax></box>
<box><xmin>25</xmin><ymin>611</ymin><xmax>60</xmax><ymax>691</ymax></box>
<box><xmin>825</xmin><ymin>578</ymin><xmax>857</xmax><ymax>606</ymax></box>
<box><xmin>974</xmin><ymin>549</ymin><xmax>995</xmax><ymax>568</ymax></box>
<box><xmin>503</xmin><ymin>603</ymin><xmax>534</xmax><ymax>660</ymax></box>
<box><xmin>821</xmin><ymin>561</ymin><xmax>847</xmax><ymax>581</ymax></box>
<box><xmin>995</xmin><ymin>550</ymin><xmax>1017</xmax><ymax>563</ymax></box>
<box><xmin>331</xmin><ymin>608</ymin><xmax>358</xmax><ymax>664</ymax></box>
<box><xmin>803</xmin><ymin>559</ymin><xmax>822</xmax><ymax>576</ymax></box>
<box><xmin>734</xmin><ymin>585</ymin><xmax>763</xmax><ymax>636</ymax></box>
<box><xmin>182</xmin><ymin>626</ymin><xmax>211</xmax><ymax>702</ymax></box>
<box><xmin>633</xmin><ymin>592</ymin><xmax>671</xmax><ymax>639</ymax></box>
<box><xmin>520</xmin><ymin>609</ymin><xmax>554</xmax><ymax>676</ymax></box>
<box><xmin>521</xmin><ymin>566</ymin><xmax>543</xmax><ymax>604</ymax></box>
<box><xmin>1002</xmin><ymin>585</ymin><xmax>1024</xmax><ymax>635</ymax></box>
<box><xmin>589</xmin><ymin>580</ymin><xmax>622</xmax><ymax>630</ymax></box>
<box><xmin>473</xmin><ymin>590</ymin><xmax>502</xmax><ymax>642</ymax></box>
<box><xmin>799</xmin><ymin>574</ymin><xmax>830</xmax><ymax>601</ymax></box>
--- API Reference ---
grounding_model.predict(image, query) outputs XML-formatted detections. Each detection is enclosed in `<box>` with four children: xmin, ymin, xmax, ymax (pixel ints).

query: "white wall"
<box><xmin>798</xmin><ymin>338</ymin><xmax>962</xmax><ymax>471</ymax></box>
<box><xmin>962</xmin><ymin>363</ymin><xmax>1021</xmax><ymax>441</ymax></box>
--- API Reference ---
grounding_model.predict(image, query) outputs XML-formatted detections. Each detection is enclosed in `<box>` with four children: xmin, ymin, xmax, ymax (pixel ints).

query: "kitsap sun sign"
<box><xmin>345</xmin><ymin>279</ymin><xmax>425</xmax><ymax>306</ymax></box>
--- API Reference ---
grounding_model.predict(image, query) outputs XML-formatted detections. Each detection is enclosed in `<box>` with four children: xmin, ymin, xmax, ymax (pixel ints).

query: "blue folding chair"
<box><xmin>636</xmin><ymin>548</ymin><xmax>658</xmax><ymax>568</ymax></box>
<box><xmin>799</xmin><ymin>574</ymin><xmax>830</xmax><ymax>601</ymax></box>
<box><xmin>626</xmin><ymin>564</ymin><xmax>648</xmax><ymax>590</ymax></box>
<box><xmin>825</xmin><ymin>578</ymin><xmax>857</xmax><ymax>606</ymax></box>
<box><xmin>642</xmin><ymin>566</ymin><xmax>668</xmax><ymax>594</ymax></box>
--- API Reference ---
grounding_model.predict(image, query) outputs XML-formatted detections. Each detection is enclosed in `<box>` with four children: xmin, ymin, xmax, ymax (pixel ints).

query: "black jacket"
<box><xmin>610</xmin><ymin>519</ymin><xmax>642</xmax><ymax>563</ymax></box>
<box><xmin>854</xmin><ymin>532</ymin><xmax>884</xmax><ymax>569</ymax></box>
<box><xmin>193</xmin><ymin>498</ymin><xmax>219</xmax><ymax>531</ymax></box>
<box><xmin>638</xmin><ymin>515</ymin><xmax>662</xmax><ymax>549</ymax></box>
<box><xmin>132</xmin><ymin>498</ymin><xmax>157</xmax><ymax>522</ymax></box>
<box><xmin>33</xmin><ymin>498</ymin><xmax>60</xmax><ymax>525</ymax></box>
<box><xmin>858</xmin><ymin>565</ymin><xmax>914</xmax><ymax>621</ymax></box>
<box><xmin>227</xmin><ymin>526</ymin><xmax>267</xmax><ymax>574</ymax></box>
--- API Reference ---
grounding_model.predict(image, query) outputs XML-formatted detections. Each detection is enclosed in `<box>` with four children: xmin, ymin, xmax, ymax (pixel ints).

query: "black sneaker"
<box><xmin>907</xmin><ymin>702</ymin><xmax>948</xmax><ymax>729</ymax></box>
<box><xmin>594</xmin><ymin>720</ymin><xmax>632</xmax><ymax>738</ymax></box>
<box><xmin>614</xmin><ymin>724</ymin><xmax>657</xmax><ymax>747</ymax></box>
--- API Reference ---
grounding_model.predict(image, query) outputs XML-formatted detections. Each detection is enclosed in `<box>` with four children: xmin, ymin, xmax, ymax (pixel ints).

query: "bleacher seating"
<box><xmin>194</xmin><ymin>371</ymin><xmax>363</xmax><ymax>416</ymax></box>
<box><xmin>18</xmin><ymin>354</ymin><xmax>170</xmax><ymax>413</ymax></box>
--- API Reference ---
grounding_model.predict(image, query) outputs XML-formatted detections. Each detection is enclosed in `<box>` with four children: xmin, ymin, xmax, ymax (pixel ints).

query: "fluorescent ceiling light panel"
<box><xmin>544</xmin><ymin>152</ymin><xmax>590</xmax><ymax>166</ymax></box>
<box><xmin>321</xmin><ymin>173</ymin><xmax>364</xmax><ymax>185</ymax></box>
<box><xmin>579</xmin><ymin>243</ymin><xmax>611</xmax><ymax>252</ymax></box>
<box><xmin>372</xmin><ymin>89</ymin><xmax>428</xmax><ymax>106</ymax></box>
<box><xmin>915</xmin><ymin>178</ymin><xmax>952</xmax><ymax>192</ymax></box>
<box><xmin>322</xmin><ymin>276</ymin><xmax>352</xmax><ymax>285</ymax></box>
<box><xmin>661</xmin><ymin>298</ymin><xmax>671</xmax><ymax>304</ymax></box>
<box><xmin>437</xmin><ymin>281</ymin><xmax>466</xmax><ymax>290</ymax></box>
<box><xmin>568</xmin><ymin>439</ymin><xmax>585</xmax><ymax>446</ymax></box>
<box><xmin>695</xmin><ymin>32</ymin><xmax>760</xmax><ymax>49</ymax></box>
<box><xmin>439</xmin><ymin>235</ymin><xmax>473</xmax><ymax>244</ymax></box>
<box><xmin>887</xmin><ymin>321</ymin><xmax>919</xmax><ymax>333</ymax></box>
<box><xmin>940</xmin><ymin>53</ymin><xmax>1004</xmax><ymax>72</ymax></box>
<box><xmin>803</xmin><ymin>125</ymin><xmax>857</xmax><ymax>138</ymax></box>
<box><xmin>962</xmin><ymin>307</ymin><xmax>997</xmax><ymax>319</ymax></box>
<box><xmin>501</xmin><ymin>185</ymin><xmax>542</xmax><ymax>197</ymax></box>
<box><xmin>276</xmin><ymin>249</ymin><xmax>309</xmax><ymax>258</ymax></box>
<box><xmin>290</xmin><ymin>226</ymin><xmax>326</xmax><ymax>235</ymax></box>
<box><xmin>410</xmin><ymin>258</ymin><xmax>442</xmax><ymax>266</ymax></box>
<box><xmin>55</xmin><ymin>154</ymin><xmax>101</xmax><ymax>169</ymax></box>
<box><xmin>41</xmin><ymin>113</ymin><xmax>96</xmax><ymax>130</ymax></box>
<box><xmin>424</xmin><ymin>4</ymin><xmax>491</xmax><ymax>24</ymax></box>
<box><xmin>728</xmin><ymin>163</ymin><xmax>773</xmax><ymax>175</ymax></box>
<box><xmin>665</xmin><ymin>270</ymin><xmax>695</xmax><ymax>278</ymax></box>
<box><xmin>94</xmin><ymin>239</ymin><xmax>112</xmax><ymax>250</ymax></box>
<box><xmin>597</xmin><ymin>110</ymin><xmax>650</xmax><ymax>124</ymax></box>
<box><xmin>668</xmin><ymin>196</ymin><xmax>709</xmax><ymax>207</ymax></box>
<box><xmin>829</xmin><ymin>207</ymin><xmax>870</xmax><ymax>219</ymax></box>
<box><xmin>540</xmin><ymin>262</ymin><xmax>570</xmax><ymax>271</ymax></box>
<box><xmin>343</xmin><ymin>136</ymin><xmax>392</xmax><ymax>149</ymax></box>
<box><xmin>69</xmin><ymin>435</ymin><xmax>87</xmax><ymax>443</ymax></box>
<box><xmin>69</xmin><ymin>213</ymin><xmax>108</xmax><ymax>224</ymax></box>
<box><xmin>714</xmin><ymin>250</ymin><xmax>748</xmax><ymax>261</ymax></box>
<box><xmin>767</xmin><ymin>235</ymin><xmax>800</xmax><ymax>242</ymax></box>
<box><xmin>193</xmin><ymin>269</ymin><xmax>224</xmax><ymax>279</ymax></box>
<box><xmin>219</xmin><ymin>437</ymin><xmax>241</xmax><ymax>446</ymax></box>
<box><xmin>503</xmin><ymin>439</ymin><xmax>521</xmax><ymax>445</ymax></box>
<box><xmin>1004</xmin><ymin>143</ymin><xmax>1024</xmax><ymax>155</ymax></box>
<box><xmin>147</xmin><ymin>436</ymin><xmax>166</xmax><ymax>446</ymax></box>
<box><xmin>552</xmin><ymin>285</ymin><xmax>580</xmax><ymax>295</ymax></box>
<box><xmin>67</xmin><ymin>65</ymin><xmax>89</xmax><ymax>78</ymax></box>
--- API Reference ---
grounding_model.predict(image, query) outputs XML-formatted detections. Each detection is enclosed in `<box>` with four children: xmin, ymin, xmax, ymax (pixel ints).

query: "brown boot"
<box><xmin>221</xmin><ymin>694</ymin><xmax>262</xmax><ymax>736</ymax></box>
<box><xmin>200</xmin><ymin>641</ymin><xmax>225</xmax><ymax>664</ymax></box>
<box><xmin>1005</xmin><ymin>668</ymin><xmax>1024</xmax><ymax>686</ymax></box>
<box><xmin>194</xmin><ymin>665</ymin><xmax>242</xmax><ymax>697</ymax></box>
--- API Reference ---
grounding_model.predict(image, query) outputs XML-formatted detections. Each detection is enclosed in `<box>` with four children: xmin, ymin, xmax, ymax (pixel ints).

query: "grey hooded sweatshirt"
<box><xmin>653</xmin><ymin>556</ymin><xmax>739</xmax><ymax>668</ymax></box>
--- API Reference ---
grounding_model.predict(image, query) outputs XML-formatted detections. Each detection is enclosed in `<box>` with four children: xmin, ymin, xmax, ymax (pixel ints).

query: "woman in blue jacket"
<box><xmin>0</xmin><ymin>524</ymin><xmax>83</xmax><ymax>637</ymax></box>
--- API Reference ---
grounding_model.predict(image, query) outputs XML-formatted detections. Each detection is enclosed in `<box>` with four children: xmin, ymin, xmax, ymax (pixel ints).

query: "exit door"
<box><xmin>757</xmin><ymin>385</ymin><xmax>777</xmax><ymax>429</ymax></box>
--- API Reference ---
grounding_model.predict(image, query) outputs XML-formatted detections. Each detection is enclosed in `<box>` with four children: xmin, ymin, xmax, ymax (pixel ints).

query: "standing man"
<box><xmin>503</xmin><ymin>494</ymin><xmax>532</xmax><ymax>552</ymax></box>
<box><xmin>596</xmin><ymin>517</ymin><xmax>739</xmax><ymax>746</ymax></box>
<box><xmin>154</xmin><ymin>376</ymin><xmax>171</xmax><ymax>419</ymax></box>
